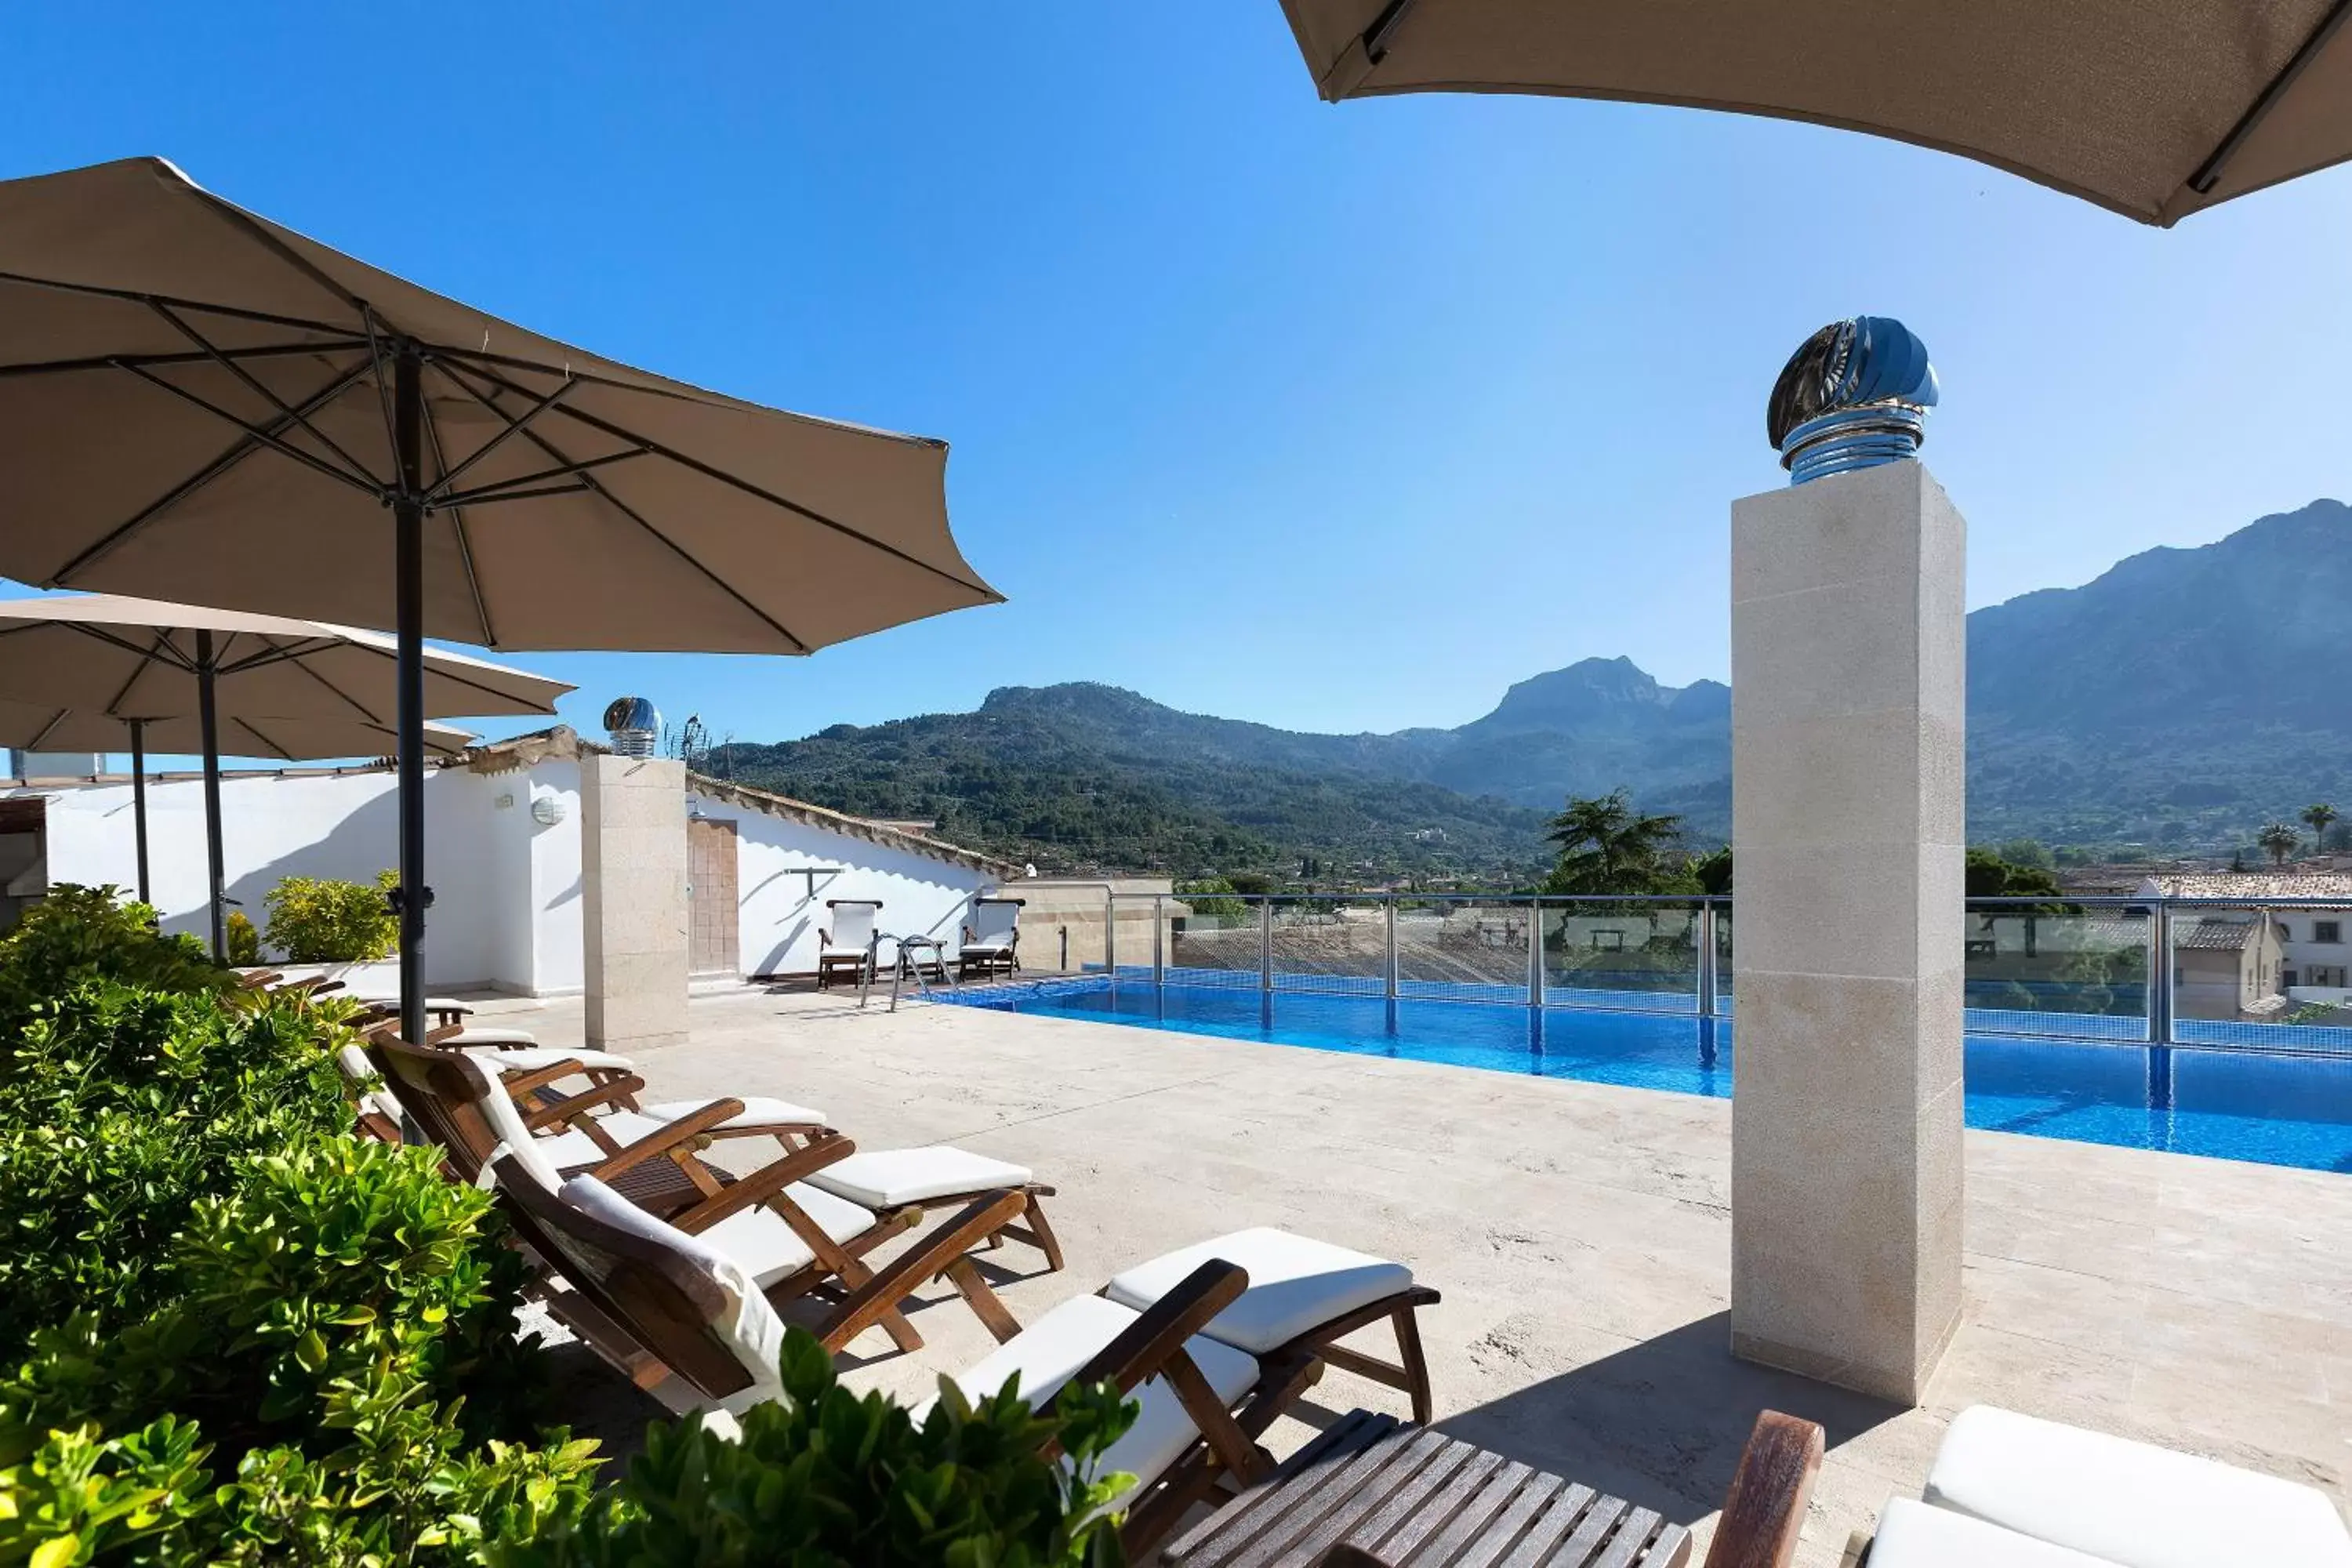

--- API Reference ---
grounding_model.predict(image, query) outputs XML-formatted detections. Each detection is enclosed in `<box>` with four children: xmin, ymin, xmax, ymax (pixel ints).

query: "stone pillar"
<box><xmin>582</xmin><ymin>753</ymin><xmax>689</xmax><ymax>1053</ymax></box>
<box><xmin>1730</xmin><ymin>457</ymin><xmax>1965</xmax><ymax>1404</ymax></box>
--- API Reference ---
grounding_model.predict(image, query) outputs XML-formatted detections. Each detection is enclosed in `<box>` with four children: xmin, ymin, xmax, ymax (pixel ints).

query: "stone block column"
<box><xmin>582</xmin><ymin>753</ymin><xmax>689</xmax><ymax>1053</ymax></box>
<box><xmin>1730</xmin><ymin>456</ymin><xmax>1965</xmax><ymax>1404</ymax></box>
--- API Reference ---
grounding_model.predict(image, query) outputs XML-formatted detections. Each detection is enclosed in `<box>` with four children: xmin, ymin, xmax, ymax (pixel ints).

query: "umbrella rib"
<box><xmin>64</xmin><ymin>621</ymin><xmax>201</xmax><ymax>674</ymax></box>
<box><xmin>50</xmin><ymin>353</ymin><xmax>380</xmax><ymax>584</ymax></box>
<box><xmin>440</xmin><ymin>451</ymin><xmax>646</xmax><ymax>504</ymax></box>
<box><xmin>420</xmin><ymin>400</ymin><xmax>498</xmax><ymax>647</ymax></box>
<box><xmin>146</xmin><ymin>301</ymin><xmax>385</xmax><ymax>488</ymax></box>
<box><xmin>420</xmin><ymin>369</ymin><xmax>577</xmax><ymax>500</ymax></box>
<box><xmin>429</xmin><ymin>357</ymin><xmax>815</xmax><ymax>652</ymax></box>
<box><xmin>336</xmin><ymin>635</ymin><xmax>560</xmax><ymax>714</ymax></box>
<box><xmin>0</xmin><ymin>270</ymin><xmax>356</xmax><ymax>341</ymax></box>
<box><xmin>102</xmin><ymin>629</ymin><xmax>180</xmax><ymax>717</ymax></box>
<box><xmin>230</xmin><ymin>715</ymin><xmax>299</xmax><ymax>763</ymax></box>
<box><xmin>27</xmin><ymin>708</ymin><xmax>67</xmax><ymax>750</ymax></box>
<box><xmin>2186</xmin><ymin>0</ymin><xmax>2352</xmax><ymax>194</ymax></box>
<box><xmin>446</xmin><ymin>355</ymin><xmax>996</xmax><ymax>601</ymax></box>
<box><xmin>274</xmin><ymin>644</ymin><xmax>390</xmax><ymax>726</ymax></box>
<box><xmin>0</xmin><ymin>339</ymin><xmax>373</xmax><ymax>380</ymax></box>
<box><xmin>110</xmin><ymin>359</ymin><xmax>383</xmax><ymax>499</ymax></box>
<box><xmin>215</xmin><ymin>634</ymin><xmax>341</xmax><ymax>677</ymax></box>
<box><xmin>183</xmin><ymin>183</ymin><xmax>374</xmax><ymax>321</ymax></box>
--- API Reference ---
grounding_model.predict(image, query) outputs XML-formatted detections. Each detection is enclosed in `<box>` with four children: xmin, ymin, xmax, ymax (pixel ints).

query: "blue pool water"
<box><xmin>938</xmin><ymin>979</ymin><xmax>2352</xmax><ymax>1174</ymax></box>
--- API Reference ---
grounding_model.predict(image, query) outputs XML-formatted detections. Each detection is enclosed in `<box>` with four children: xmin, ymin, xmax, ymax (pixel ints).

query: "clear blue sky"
<box><xmin>5</xmin><ymin>2</ymin><xmax>2349</xmax><ymax>760</ymax></box>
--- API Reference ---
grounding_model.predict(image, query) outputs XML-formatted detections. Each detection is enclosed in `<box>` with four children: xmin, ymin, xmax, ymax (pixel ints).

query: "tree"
<box><xmin>2303</xmin><ymin>803</ymin><xmax>2338</xmax><ymax>853</ymax></box>
<box><xmin>2257</xmin><ymin>821</ymin><xmax>2301</xmax><ymax>869</ymax></box>
<box><xmin>1965</xmin><ymin>847</ymin><xmax>2066</xmax><ymax>900</ymax></box>
<box><xmin>1690</xmin><ymin>844</ymin><xmax>1733</xmax><ymax>895</ymax></box>
<box><xmin>1544</xmin><ymin>789</ymin><xmax>1686</xmax><ymax>895</ymax></box>
<box><xmin>1996</xmin><ymin>837</ymin><xmax>2055</xmax><ymax>871</ymax></box>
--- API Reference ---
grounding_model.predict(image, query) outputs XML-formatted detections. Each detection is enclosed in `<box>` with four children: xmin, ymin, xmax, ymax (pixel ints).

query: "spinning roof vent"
<box><xmin>602</xmin><ymin>695</ymin><xmax>661</xmax><ymax>758</ymax></box>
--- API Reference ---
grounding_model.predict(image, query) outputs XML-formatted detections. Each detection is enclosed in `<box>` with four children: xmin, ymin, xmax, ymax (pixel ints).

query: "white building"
<box><xmin>2138</xmin><ymin>873</ymin><xmax>2352</xmax><ymax>1008</ymax></box>
<box><xmin>1</xmin><ymin>726</ymin><xmax>1016</xmax><ymax>995</ymax></box>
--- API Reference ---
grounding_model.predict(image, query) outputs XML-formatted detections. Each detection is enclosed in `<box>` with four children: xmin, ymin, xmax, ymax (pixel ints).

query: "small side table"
<box><xmin>1164</xmin><ymin>1410</ymin><xmax>1691</xmax><ymax>1568</ymax></box>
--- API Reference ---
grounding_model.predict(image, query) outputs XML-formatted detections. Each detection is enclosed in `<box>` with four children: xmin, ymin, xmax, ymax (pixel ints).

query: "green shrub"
<box><xmin>0</xmin><ymin>885</ymin><xmax>226</xmax><ymax>1044</ymax></box>
<box><xmin>0</xmin><ymin>1136</ymin><xmax>597</xmax><ymax>1566</ymax></box>
<box><xmin>502</xmin><ymin>1328</ymin><xmax>1136</xmax><ymax>1568</ymax></box>
<box><xmin>263</xmin><ymin>872</ymin><xmax>399</xmax><ymax>964</ymax></box>
<box><xmin>224</xmin><ymin>910</ymin><xmax>262</xmax><ymax>967</ymax></box>
<box><xmin>0</xmin><ymin>985</ymin><xmax>358</xmax><ymax>1348</ymax></box>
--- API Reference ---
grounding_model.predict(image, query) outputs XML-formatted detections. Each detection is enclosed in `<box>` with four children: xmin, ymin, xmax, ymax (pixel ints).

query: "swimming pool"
<box><xmin>936</xmin><ymin>978</ymin><xmax>2352</xmax><ymax>1174</ymax></box>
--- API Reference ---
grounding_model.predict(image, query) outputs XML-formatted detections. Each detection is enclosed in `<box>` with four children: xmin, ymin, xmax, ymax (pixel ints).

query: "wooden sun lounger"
<box><xmin>369</xmin><ymin>1035</ymin><xmax>1029</xmax><ymax>1355</ymax></box>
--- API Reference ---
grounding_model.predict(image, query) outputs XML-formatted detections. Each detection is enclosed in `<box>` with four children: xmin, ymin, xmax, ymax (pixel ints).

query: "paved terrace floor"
<box><xmin>468</xmin><ymin>985</ymin><xmax>2352</xmax><ymax>1565</ymax></box>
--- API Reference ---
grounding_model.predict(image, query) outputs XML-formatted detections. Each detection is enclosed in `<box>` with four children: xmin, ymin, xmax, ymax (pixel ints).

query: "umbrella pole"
<box><xmin>128</xmin><ymin>719</ymin><xmax>151</xmax><ymax>907</ymax></box>
<box><xmin>393</xmin><ymin>350</ymin><xmax>427</xmax><ymax>1047</ymax></box>
<box><xmin>195</xmin><ymin>632</ymin><xmax>226</xmax><ymax>961</ymax></box>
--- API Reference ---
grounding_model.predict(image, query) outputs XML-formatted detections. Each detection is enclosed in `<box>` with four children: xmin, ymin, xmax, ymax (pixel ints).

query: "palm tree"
<box><xmin>2256</xmin><ymin>821</ymin><xmax>2301</xmax><ymax>869</ymax></box>
<box><xmin>1545</xmin><ymin>789</ymin><xmax>1685</xmax><ymax>895</ymax></box>
<box><xmin>2303</xmin><ymin>803</ymin><xmax>2338</xmax><ymax>854</ymax></box>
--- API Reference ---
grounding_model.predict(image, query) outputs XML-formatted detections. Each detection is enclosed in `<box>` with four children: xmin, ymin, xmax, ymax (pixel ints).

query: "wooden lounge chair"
<box><xmin>454</xmin><ymin>1042</ymin><xmax>1065</xmax><ymax>1273</ymax></box>
<box><xmin>1842</xmin><ymin>1405</ymin><xmax>2352</xmax><ymax>1568</ymax></box>
<box><xmin>490</xmin><ymin>1166</ymin><xmax>1443</xmax><ymax>1559</ymax></box>
<box><xmin>959</xmin><ymin>896</ymin><xmax>1023</xmax><ymax>980</ymax></box>
<box><xmin>817</xmin><ymin>898</ymin><xmax>881</xmax><ymax>989</ymax></box>
<box><xmin>370</xmin><ymin>1036</ymin><xmax>936</xmax><ymax>1352</ymax></box>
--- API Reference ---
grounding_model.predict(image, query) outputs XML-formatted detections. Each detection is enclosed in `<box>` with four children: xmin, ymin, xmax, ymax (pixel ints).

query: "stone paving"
<box><xmin>467</xmin><ymin>984</ymin><xmax>2352</xmax><ymax>1564</ymax></box>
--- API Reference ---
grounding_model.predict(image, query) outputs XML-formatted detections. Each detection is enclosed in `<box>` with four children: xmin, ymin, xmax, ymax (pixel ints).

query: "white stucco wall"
<box><xmin>5</xmin><ymin>753</ymin><xmax>997</xmax><ymax>994</ymax></box>
<box><xmin>2</xmin><ymin>767</ymin><xmax>510</xmax><ymax>989</ymax></box>
<box><xmin>684</xmin><ymin>784</ymin><xmax>998</xmax><ymax>978</ymax></box>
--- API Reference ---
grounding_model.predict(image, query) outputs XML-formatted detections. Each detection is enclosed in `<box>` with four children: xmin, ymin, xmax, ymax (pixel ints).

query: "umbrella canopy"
<box><xmin>0</xmin><ymin>702</ymin><xmax>477</xmax><ymax>764</ymax></box>
<box><xmin>0</xmin><ymin>158</ymin><xmax>1001</xmax><ymax>649</ymax></box>
<box><xmin>0</xmin><ymin>594</ymin><xmax>571</xmax><ymax>723</ymax></box>
<box><xmin>1276</xmin><ymin>0</ymin><xmax>2352</xmax><ymax>224</ymax></box>
<box><xmin>0</xmin><ymin>158</ymin><xmax>1001</xmax><ymax>1040</ymax></box>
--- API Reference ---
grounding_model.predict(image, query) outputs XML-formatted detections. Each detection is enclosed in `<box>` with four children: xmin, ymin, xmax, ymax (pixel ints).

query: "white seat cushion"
<box><xmin>695</xmin><ymin>1182</ymin><xmax>879</xmax><ymax>1287</ymax></box>
<box><xmin>1926</xmin><ymin>1406</ymin><xmax>2352</xmax><ymax>1568</ymax></box>
<box><xmin>450</xmin><ymin>1026</ymin><xmax>539</xmax><ymax>1047</ymax></box>
<box><xmin>641</xmin><ymin>1096</ymin><xmax>827</xmax><ymax>1128</ymax></box>
<box><xmin>1872</xmin><ymin>1497</ymin><xmax>2113</xmax><ymax>1567</ymax></box>
<box><xmin>1105</xmin><ymin>1228</ymin><xmax>1414</xmax><ymax>1355</ymax></box>
<box><xmin>473</xmin><ymin>1045</ymin><xmax>631</xmax><ymax>1074</ymax></box>
<box><xmin>805</xmin><ymin>1145</ymin><xmax>1033</xmax><ymax>1208</ymax></box>
<box><xmin>960</xmin><ymin>942</ymin><xmax>1014</xmax><ymax>956</ymax></box>
<box><xmin>934</xmin><ymin>1294</ymin><xmax>1258</xmax><ymax>1507</ymax></box>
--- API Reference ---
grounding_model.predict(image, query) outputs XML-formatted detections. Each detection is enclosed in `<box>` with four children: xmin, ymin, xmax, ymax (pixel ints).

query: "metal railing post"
<box><xmin>1104</xmin><ymin>890</ymin><xmax>1116</xmax><ymax>977</ymax></box>
<box><xmin>1527</xmin><ymin>898</ymin><xmax>1544</xmax><ymax>1007</ymax></box>
<box><xmin>1697</xmin><ymin>900</ymin><xmax>1718</xmax><ymax>1018</ymax></box>
<box><xmin>1385</xmin><ymin>895</ymin><xmax>1399</xmax><ymax>1000</ymax></box>
<box><xmin>1260</xmin><ymin>900</ymin><xmax>1274</xmax><ymax>993</ymax></box>
<box><xmin>1152</xmin><ymin>895</ymin><xmax>1166</xmax><ymax>986</ymax></box>
<box><xmin>2148</xmin><ymin>899</ymin><xmax>2173</xmax><ymax>1045</ymax></box>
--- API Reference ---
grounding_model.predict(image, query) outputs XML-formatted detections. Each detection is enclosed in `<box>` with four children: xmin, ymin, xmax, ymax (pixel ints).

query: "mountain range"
<box><xmin>721</xmin><ymin>498</ymin><xmax>2352</xmax><ymax>879</ymax></box>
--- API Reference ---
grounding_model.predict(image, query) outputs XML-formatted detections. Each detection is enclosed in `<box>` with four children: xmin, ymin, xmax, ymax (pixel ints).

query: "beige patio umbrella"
<box><xmin>0</xmin><ymin>158</ymin><xmax>1000</xmax><ymax>1038</ymax></box>
<box><xmin>1276</xmin><ymin>0</ymin><xmax>2352</xmax><ymax>225</ymax></box>
<box><xmin>0</xmin><ymin>593</ymin><xmax>569</xmax><ymax>957</ymax></box>
<box><xmin>0</xmin><ymin>700</ymin><xmax>475</xmax><ymax>911</ymax></box>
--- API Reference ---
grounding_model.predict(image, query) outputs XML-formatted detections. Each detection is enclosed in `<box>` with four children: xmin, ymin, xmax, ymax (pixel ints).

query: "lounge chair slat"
<box><xmin>1537</xmin><ymin>1496</ymin><xmax>1627</xmax><ymax>1568</ymax></box>
<box><xmin>1584</xmin><ymin>1506</ymin><xmax>1666</xmax><ymax>1568</ymax></box>
<box><xmin>1495</xmin><ymin>1486</ymin><xmax>1597</xmax><ymax>1568</ymax></box>
<box><xmin>1356</xmin><ymin>1445</ymin><xmax>1505</xmax><ymax>1568</ymax></box>
<box><xmin>1163</xmin><ymin>1409</ymin><xmax>1392</xmax><ymax>1566</ymax></box>
<box><xmin>1221</xmin><ymin>1425</ymin><xmax>1450</xmax><ymax>1568</ymax></box>
<box><xmin>1450</xmin><ymin>1472</ymin><xmax>1569</xmax><ymax>1568</ymax></box>
<box><xmin>1406</xmin><ymin>1461</ymin><xmax>1536</xmax><ymax>1568</ymax></box>
<box><xmin>1327</xmin><ymin>1436</ymin><xmax>1485</xmax><ymax>1567</ymax></box>
<box><xmin>1637</xmin><ymin>1523</ymin><xmax>1690</xmax><ymax>1568</ymax></box>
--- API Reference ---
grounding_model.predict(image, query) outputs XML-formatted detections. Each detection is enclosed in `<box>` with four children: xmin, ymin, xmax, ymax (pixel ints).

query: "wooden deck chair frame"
<box><xmin>818</xmin><ymin>898</ymin><xmax>882</xmax><ymax>990</ymax></box>
<box><xmin>492</xmin><ymin>1152</ymin><xmax>1032</xmax><ymax>1385</ymax></box>
<box><xmin>371</xmin><ymin>1033</ymin><xmax>1036</xmax><ymax>1355</ymax></box>
<box><xmin>1038</xmin><ymin>1272</ymin><xmax>1442</xmax><ymax>1555</ymax></box>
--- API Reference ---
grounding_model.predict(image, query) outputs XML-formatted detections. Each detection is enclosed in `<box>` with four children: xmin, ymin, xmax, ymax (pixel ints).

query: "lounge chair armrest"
<box><xmin>817</xmin><ymin>1189</ymin><xmax>1030</xmax><ymax>1349</ymax></box>
<box><xmin>1700</xmin><ymin>1410</ymin><xmax>1824</xmax><ymax>1568</ymax></box>
<box><xmin>520</xmin><ymin>1075</ymin><xmax>648</xmax><ymax>1131</ymax></box>
<box><xmin>586</xmin><ymin>1096</ymin><xmax>750</xmax><ymax>1179</ymax></box>
<box><xmin>666</xmin><ymin>1131</ymin><xmax>857</xmax><ymax>1234</ymax></box>
<box><xmin>1069</xmin><ymin>1258</ymin><xmax>1250</xmax><ymax>1399</ymax></box>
